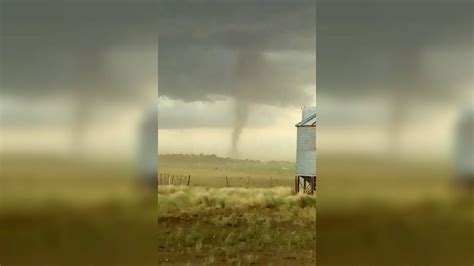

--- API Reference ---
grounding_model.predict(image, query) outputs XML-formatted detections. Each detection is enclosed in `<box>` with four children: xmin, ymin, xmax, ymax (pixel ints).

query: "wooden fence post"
<box><xmin>226</xmin><ymin>176</ymin><xmax>229</xmax><ymax>187</ymax></box>
<box><xmin>294</xmin><ymin>176</ymin><xmax>298</xmax><ymax>194</ymax></box>
<box><xmin>187</xmin><ymin>175</ymin><xmax>191</xmax><ymax>186</ymax></box>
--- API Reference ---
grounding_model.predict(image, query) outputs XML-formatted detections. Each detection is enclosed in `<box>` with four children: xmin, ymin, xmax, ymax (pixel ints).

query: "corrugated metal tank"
<box><xmin>296</xmin><ymin>107</ymin><xmax>316</xmax><ymax>177</ymax></box>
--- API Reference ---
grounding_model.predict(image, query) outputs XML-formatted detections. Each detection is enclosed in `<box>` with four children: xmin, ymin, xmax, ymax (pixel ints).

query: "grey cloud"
<box><xmin>157</xmin><ymin>98</ymin><xmax>282</xmax><ymax>129</ymax></box>
<box><xmin>2</xmin><ymin>0</ymin><xmax>471</xmax><ymax>105</ymax></box>
<box><xmin>158</xmin><ymin>44</ymin><xmax>315</xmax><ymax>106</ymax></box>
<box><xmin>1</xmin><ymin>0</ymin><xmax>316</xmax><ymax>108</ymax></box>
<box><xmin>316</xmin><ymin>0</ymin><xmax>473</xmax><ymax>103</ymax></box>
<box><xmin>158</xmin><ymin>1</ymin><xmax>316</xmax><ymax>106</ymax></box>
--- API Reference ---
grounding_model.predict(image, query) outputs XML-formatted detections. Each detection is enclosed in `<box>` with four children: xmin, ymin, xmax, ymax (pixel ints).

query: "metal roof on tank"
<box><xmin>295</xmin><ymin>113</ymin><xmax>316</xmax><ymax>127</ymax></box>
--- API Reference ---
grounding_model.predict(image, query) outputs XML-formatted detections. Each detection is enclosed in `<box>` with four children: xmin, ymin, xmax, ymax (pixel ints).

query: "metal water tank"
<box><xmin>296</xmin><ymin>107</ymin><xmax>316</xmax><ymax>177</ymax></box>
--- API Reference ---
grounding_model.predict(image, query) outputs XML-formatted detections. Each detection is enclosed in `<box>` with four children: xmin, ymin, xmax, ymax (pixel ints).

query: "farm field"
<box><xmin>158</xmin><ymin>186</ymin><xmax>316</xmax><ymax>265</ymax></box>
<box><xmin>1</xmin><ymin>153</ymin><xmax>473</xmax><ymax>265</ymax></box>
<box><xmin>157</xmin><ymin>155</ymin><xmax>316</xmax><ymax>265</ymax></box>
<box><xmin>1</xmin><ymin>153</ymin><xmax>312</xmax><ymax>265</ymax></box>
<box><xmin>158</xmin><ymin>154</ymin><xmax>474</xmax><ymax>265</ymax></box>
<box><xmin>158</xmin><ymin>154</ymin><xmax>296</xmax><ymax>188</ymax></box>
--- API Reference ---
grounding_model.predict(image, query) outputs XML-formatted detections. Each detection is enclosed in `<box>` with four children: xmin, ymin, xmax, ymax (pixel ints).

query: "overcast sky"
<box><xmin>1</xmin><ymin>0</ymin><xmax>472</xmax><ymax>161</ymax></box>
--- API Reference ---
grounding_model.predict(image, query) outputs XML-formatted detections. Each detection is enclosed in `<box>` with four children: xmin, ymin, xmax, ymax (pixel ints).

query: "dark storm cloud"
<box><xmin>0</xmin><ymin>0</ymin><xmax>316</xmax><ymax>148</ymax></box>
<box><xmin>157</xmin><ymin>98</ymin><xmax>283</xmax><ymax>129</ymax></box>
<box><xmin>316</xmin><ymin>0</ymin><xmax>473</xmax><ymax>102</ymax></box>
<box><xmin>155</xmin><ymin>1</ymin><xmax>316</xmax><ymax>153</ymax></box>
<box><xmin>2</xmin><ymin>0</ymin><xmax>471</xmax><ymax>104</ymax></box>
<box><xmin>1</xmin><ymin>0</ymin><xmax>316</xmax><ymax>104</ymax></box>
<box><xmin>157</xmin><ymin>1</ymin><xmax>316</xmax><ymax>106</ymax></box>
<box><xmin>158</xmin><ymin>44</ymin><xmax>315</xmax><ymax>106</ymax></box>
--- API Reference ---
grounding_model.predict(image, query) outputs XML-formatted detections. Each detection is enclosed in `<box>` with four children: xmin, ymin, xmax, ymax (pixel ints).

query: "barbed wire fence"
<box><xmin>158</xmin><ymin>173</ymin><xmax>191</xmax><ymax>186</ymax></box>
<box><xmin>158</xmin><ymin>173</ymin><xmax>284</xmax><ymax>188</ymax></box>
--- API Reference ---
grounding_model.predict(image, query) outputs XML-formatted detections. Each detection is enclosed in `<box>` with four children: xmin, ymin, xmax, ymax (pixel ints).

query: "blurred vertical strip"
<box><xmin>0</xmin><ymin>0</ymin><xmax>158</xmax><ymax>265</ymax></box>
<box><xmin>316</xmin><ymin>0</ymin><xmax>473</xmax><ymax>265</ymax></box>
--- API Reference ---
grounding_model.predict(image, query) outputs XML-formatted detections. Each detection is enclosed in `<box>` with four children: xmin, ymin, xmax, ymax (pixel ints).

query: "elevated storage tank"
<box><xmin>295</xmin><ymin>106</ymin><xmax>316</xmax><ymax>194</ymax></box>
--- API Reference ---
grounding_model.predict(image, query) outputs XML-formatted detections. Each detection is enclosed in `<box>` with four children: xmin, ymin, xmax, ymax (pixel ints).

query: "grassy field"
<box><xmin>158</xmin><ymin>154</ymin><xmax>295</xmax><ymax>188</ymax></box>
<box><xmin>1</xmin><ymin>154</ymin><xmax>312</xmax><ymax>266</ymax></box>
<box><xmin>1</xmin><ymin>153</ymin><xmax>473</xmax><ymax>265</ymax></box>
<box><xmin>157</xmin><ymin>155</ymin><xmax>317</xmax><ymax>265</ymax></box>
<box><xmin>158</xmin><ymin>186</ymin><xmax>316</xmax><ymax>265</ymax></box>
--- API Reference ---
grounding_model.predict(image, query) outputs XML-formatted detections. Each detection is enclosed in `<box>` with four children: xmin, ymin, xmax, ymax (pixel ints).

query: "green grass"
<box><xmin>158</xmin><ymin>186</ymin><xmax>316</xmax><ymax>265</ymax></box>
